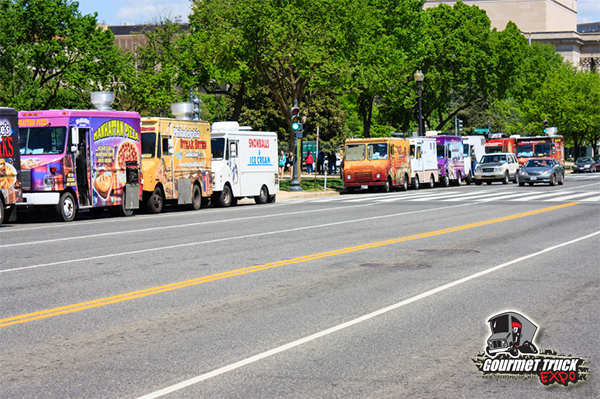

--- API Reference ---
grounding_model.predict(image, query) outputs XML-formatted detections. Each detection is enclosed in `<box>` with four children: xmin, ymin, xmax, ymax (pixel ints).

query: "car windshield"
<box><xmin>525</xmin><ymin>159</ymin><xmax>552</xmax><ymax>168</ymax></box>
<box><xmin>211</xmin><ymin>138</ymin><xmax>225</xmax><ymax>160</ymax></box>
<box><xmin>19</xmin><ymin>126</ymin><xmax>67</xmax><ymax>155</ymax></box>
<box><xmin>345</xmin><ymin>144</ymin><xmax>365</xmax><ymax>161</ymax></box>
<box><xmin>490</xmin><ymin>315</ymin><xmax>510</xmax><ymax>334</ymax></box>
<box><xmin>576</xmin><ymin>157</ymin><xmax>593</xmax><ymax>164</ymax></box>
<box><xmin>141</xmin><ymin>133</ymin><xmax>156</xmax><ymax>158</ymax></box>
<box><xmin>480</xmin><ymin>155</ymin><xmax>506</xmax><ymax>164</ymax></box>
<box><xmin>368</xmin><ymin>143</ymin><xmax>387</xmax><ymax>160</ymax></box>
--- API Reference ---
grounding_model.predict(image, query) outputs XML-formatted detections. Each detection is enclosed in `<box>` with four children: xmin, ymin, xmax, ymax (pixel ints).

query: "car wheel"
<box><xmin>529</xmin><ymin>182</ymin><xmax>535</xmax><ymax>186</ymax></box>
<box><xmin>412</xmin><ymin>176</ymin><xmax>419</xmax><ymax>190</ymax></box>
<box><xmin>474</xmin><ymin>179</ymin><xmax>482</xmax><ymax>185</ymax></box>
<box><xmin>146</xmin><ymin>186</ymin><xmax>164</xmax><ymax>214</ymax></box>
<box><xmin>558</xmin><ymin>173</ymin><xmax>564</xmax><ymax>185</ymax></box>
<box><xmin>428</xmin><ymin>174</ymin><xmax>435</xmax><ymax>189</ymax></box>
<box><xmin>56</xmin><ymin>192</ymin><xmax>77</xmax><ymax>222</ymax></box>
<box><xmin>188</xmin><ymin>184</ymin><xmax>202</xmax><ymax>210</ymax></box>
<box><xmin>550</xmin><ymin>174</ymin><xmax>556</xmax><ymax>186</ymax></box>
<box><xmin>502</xmin><ymin>172</ymin><xmax>509</xmax><ymax>184</ymax></box>
<box><xmin>513</xmin><ymin>171</ymin><xmax>519</xmax><ymax>184</ymax></box>
<box><xmin>486</xmin><ymin>181</ymin><xmax>492</xmax><ymax>185</ymax></box>
<box><xmin>254</xmin><ymin>185</ymin><xmax>268</xmax><ymax>204</ymax></box>
<box><xmin>519</xmin><ymin>182</ymin><xmax>525</xmax><ymax>187</ymax></box>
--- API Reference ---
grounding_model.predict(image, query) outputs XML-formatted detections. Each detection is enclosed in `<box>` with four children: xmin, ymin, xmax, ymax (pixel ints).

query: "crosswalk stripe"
<box><xmin>579</xmin><ymin>195</ymin><xmax>600</xmax><ymax>202</ymax></box>
<box><xmin>438</xmin><ymin>191</ymin><xmax>518</xmax><ymax>202</ymax></box>
<box><xmin>543</xmin><ymin>192</ymin><xmax>599</xmax><ymax>202</ymax></box>
<box><xmin>378</xmin><ymin>190</ymin><xmax>462</xmax><ymax>202</ymax></box>
<box><xmin>510</xmin><ymin>191</ymin><xmax>574</xmax><ymax>201</ymax></box>
<box><xmin>475</xmin><ymin>192</ymin><xmax>535</xmax><ymax>202</ymax></box>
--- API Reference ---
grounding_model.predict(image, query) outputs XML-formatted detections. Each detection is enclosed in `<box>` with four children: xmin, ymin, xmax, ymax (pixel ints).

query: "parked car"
<box><xmin>518</xmin><ymin>158</ymin><xmax>565</xmax><ymax>186</ymax></box>
<box><xmin>573</xmin><ymin>157</ymin><xmax>597</xmax><ymax>173</ymax></box>
<box><xmin>474</xmin><ymin>153</ymin><xmax>520</xmax><ymax>185</ymax></box>
<box><xmin>594</xmin><ymin>156</ymin><xmax>600</xmax><ymax>171</ymax></box>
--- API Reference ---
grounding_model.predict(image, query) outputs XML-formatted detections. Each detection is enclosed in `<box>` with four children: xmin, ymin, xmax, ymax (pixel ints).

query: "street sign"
<box><xmin>474</xmin><ymin>128</ymin><xmax>489</xmax><ymax>134</ymax></box>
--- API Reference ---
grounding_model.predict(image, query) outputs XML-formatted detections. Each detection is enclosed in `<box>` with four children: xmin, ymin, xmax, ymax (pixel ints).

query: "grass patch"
<box><xmin>279</xmin><ymin>176</ymin><xmax>344</xmax><ymax>192</ymax></box>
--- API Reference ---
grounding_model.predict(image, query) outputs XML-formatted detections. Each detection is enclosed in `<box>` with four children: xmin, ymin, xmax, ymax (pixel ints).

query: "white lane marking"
<box><xmin>0</xmin><ymin>203</ymin><xmax>472</xmax><ymax>274</ymax></box>
<box><xmin>135</xmin><ymin>230</ymin><xmax>600</xmax><ymax>399</ymax></box>
<box><xmin>543</xmin><ymin>192</ymin><xmax>599</xmax><ymax>202</ymax></box>
<box><xmin>510</xmin><ymin>191</ymin><xmax>574</xmax><ymax>201</ymax></box>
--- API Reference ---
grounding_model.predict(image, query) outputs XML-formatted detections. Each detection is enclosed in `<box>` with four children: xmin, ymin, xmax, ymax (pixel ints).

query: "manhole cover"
<box><xmin>417</xmin><ymin>249</ymin><xmax>480</xmax><ymax>254</ymax></box>
<box><xmin>360</xmin><ymin>263</ymin><xmax>431</xmax><ymax>269</ymax></box>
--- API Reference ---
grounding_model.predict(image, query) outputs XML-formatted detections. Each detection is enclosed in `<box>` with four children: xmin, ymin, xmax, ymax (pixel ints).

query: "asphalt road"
<box><xmin>1</xmin><ymin>174</ymin><xmax>599</xmax><ymax>398</ymax></box>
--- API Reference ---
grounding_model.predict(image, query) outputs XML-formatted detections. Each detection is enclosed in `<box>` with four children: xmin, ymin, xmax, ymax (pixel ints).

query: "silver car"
<box><xmin>518</xmin><ymin>158</ymin><xmax>565</xmax><ymax>186</ymax></box>
<box><xmin>474</xmin><ymin>153</ymin><xmax>520</xmax><ymax>185</ymax></box>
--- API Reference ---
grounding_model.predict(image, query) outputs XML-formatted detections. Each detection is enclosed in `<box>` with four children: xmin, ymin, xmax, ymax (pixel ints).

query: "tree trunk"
<box><xmin>359</xmin><ymin>93</ymin><xmax>373</xmax><ymax>138</ymax></box>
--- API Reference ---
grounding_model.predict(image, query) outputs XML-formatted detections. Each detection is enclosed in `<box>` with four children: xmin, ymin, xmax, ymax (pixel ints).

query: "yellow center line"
<box><xmin>0</xmin><ymin>202</ymin><xmax>579</xmax><ymax>328</ymax></box>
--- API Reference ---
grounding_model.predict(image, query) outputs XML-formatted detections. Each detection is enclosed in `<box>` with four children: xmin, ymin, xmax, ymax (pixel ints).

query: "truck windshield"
<box><xmin>517</xmin><ymin>144</ymin><xmax>533</xmax><ymax>157</ymax></box>
<box><xmin>485</xmin><ymin>146</ymin><xmax>502</xmax><ymax>154</ymax></box>
<box><xmin>211</xmin><ymin>138</ymin><xmax>225</xmax><ymax>160</ymax></box>
<box><xmin>368</xmin><ymin>143</ymin><xmax>387</xmax><ymax>160</ymax></box>
<box><xmin>19</xmin><ymin>126</ymin><xmax>67</xmax><ymax>155</ymax></box>
<box><xmin>534</xmin><ymin>143</ymin><xmax>551</xmax><ymax>157</ymax></box>
<box><xmin>141</xmin><ymin>133</ymin><xmax>156</xmax><ymax>158</ymax></box>
<box><xmin>345</xmin><ymin>144</ymin><xmax>365</xmax><ymax>161</ymax></box>
<box><xmin>490</xmin><ymin>315</ymin><xmax>510</xmax><ymax>333</ymax></box>
<box><xmin>436</xmin><ymin>145</ymin><xmax>445</xmax><ymax>159</ymax></box>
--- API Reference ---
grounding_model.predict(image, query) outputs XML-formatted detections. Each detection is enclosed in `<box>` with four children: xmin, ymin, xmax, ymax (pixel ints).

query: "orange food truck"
<box><xmin>1</xmin><ymin>107</ymin><xmax>21</xmax><ymax>224</ymax></box>
<box><xmin>140</xmin><ymin>103</ymin><xmax>212</xmax><ymax>213</ymax></box>
<box><xmin>516</xmin><ymin>135</ymin><xmax>564</xmax><ymax>166</ymax></box>
<box><xmin>343</xmin><ymin>137</ymin><xmax>410</xmax><ymax>192</ymax></box>
<box><xmin>484</xmin><ymin>136</ymin><xmax>516</xmax><ymax>155</ymax></box>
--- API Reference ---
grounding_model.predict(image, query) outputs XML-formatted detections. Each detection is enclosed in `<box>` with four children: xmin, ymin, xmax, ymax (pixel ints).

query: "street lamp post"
<box><xmin>414</xmin><ymin>70</ymin><xmax>424</xmax><ymax>136</ymax></box>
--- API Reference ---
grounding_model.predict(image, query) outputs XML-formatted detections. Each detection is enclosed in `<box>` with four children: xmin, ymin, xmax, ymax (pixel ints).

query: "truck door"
<box><xmin>161</xmin><ymin>135</ymin><xmax>175</xmax><ymax>199</ymax></box>
<box><xmin>74</xmin><ymin>127</ymin><xmax>91</xmax><ymax>206</ymax></box>
<box><xmin>228</xmin><ymin>139</ymin><xmax>240</xmax><ymax>195</ymax></box>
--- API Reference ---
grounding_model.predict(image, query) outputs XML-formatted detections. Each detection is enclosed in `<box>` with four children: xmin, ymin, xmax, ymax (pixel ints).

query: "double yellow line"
<box><xmin>0</xmin><ymin>202</ymin><xmax>578</xmax><ymax>328</ymax></box>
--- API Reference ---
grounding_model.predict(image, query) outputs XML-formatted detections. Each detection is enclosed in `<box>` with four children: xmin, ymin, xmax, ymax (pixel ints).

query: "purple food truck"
<box><xmin>435</xmin><ymin>135</ymin><xmax>465</xmax><ymax>187</ymax></box>
<box><xmin>1</xmin><ymin>107</ymin><xmax>21</xmax><ymax>224</ymax></box>
<box><xmin>17</xmin><ymin>92</ymin><xmax>142</xmax><ymax>222</ymax></box>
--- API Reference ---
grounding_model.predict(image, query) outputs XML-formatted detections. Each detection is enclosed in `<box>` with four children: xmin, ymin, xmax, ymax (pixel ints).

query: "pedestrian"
<box><xmin>317</xmin><ymin>150</ymin><xmax>324</xmax><ymax>174</ymax></box>
<box><xmin>286</xmin><ymin>151</ymin><xmax>295</xmax><ymax>179</ymax></box>
<box><xmin>278</xmin><ymin>150</ymin><xmax>286</xmax><ymax>178</ymax></box>
<box><xmin>305</xmin><ymin>151</ymin><xmax>314</xmax><ymax>174</ymax></box>
<box><xmin>328</xmin><ymin>152</ymin><xmax>336</xmax><ymax>175</ymax></box>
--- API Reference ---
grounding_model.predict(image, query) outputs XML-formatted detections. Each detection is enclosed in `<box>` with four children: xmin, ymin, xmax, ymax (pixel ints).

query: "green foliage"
<box><xmin>279</xmin><ymin>177</ymin><xmax>343</xmax><ymax>192</ymax></box>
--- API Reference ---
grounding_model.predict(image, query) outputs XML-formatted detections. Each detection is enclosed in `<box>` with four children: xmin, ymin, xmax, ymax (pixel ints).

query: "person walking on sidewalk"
<box><xmin>286</xmin><ymin>151</ymin><xmax>295</xmax><ymax>179</ymax></box>
<box><xmin>317</xmin><ymin>150</ymin><xmax>324</xmax><ymax>174</ymax></box>
<box><xmin>304</xmin><ymin>151</ymin><xmax>314</xmax><ymax>174</ymax></box>
<box><xmin>278</xmin><ymin>150</ymin><xmax>286</xmax><ymax>179</ymax></box>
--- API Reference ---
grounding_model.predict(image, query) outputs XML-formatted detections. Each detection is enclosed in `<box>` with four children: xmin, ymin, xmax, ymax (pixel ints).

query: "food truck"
<box><xmin>1</xmin><ymin>107</ymin><xmax>21</xmax><ymax>224</ymax></box>
<box><xmin>141</xmin><ymin>103</ymin><xmax>211</xmax><ymax>213</ymax></box>
<box><xmin>486</xmin><ymin>311</ymin><xmax>539</xmax><ymax>357</ymax></box>
<box><xmin>485</xmin><ymin>136</ymin><xmax>516</xmax><ymax>155</ymax></box>
<box><xmin>18</xmin><ymin>92</ymin><xmax>142</xmax><ymax>222</ymax></box>
<box><xmin>408</xmin><ymin>137</ymin><xmax>438</xmax><ymax>189</ymax></box>
<box><xmin>343</xmin><ymin>137</ymin><xmax>410</xmax><ymax>191</ymax></box>
<box><xmin>210</xmin><ymin>122</ymin><xmax>278</xmax><ymax>206</ymax></box>
<box><xmin>462</xmin><ymin>135</ymin><xmax>486</xmax><ymax>184</ymax></box>
<box><xmin>516</xmin><ymin>135</ymin><xmax>564</xmax><ymax>166</ymax></box>
<box><xmin>435</xmin><ymin>136</ymin><xmax>465</xmax><ymax>187</ymax></box>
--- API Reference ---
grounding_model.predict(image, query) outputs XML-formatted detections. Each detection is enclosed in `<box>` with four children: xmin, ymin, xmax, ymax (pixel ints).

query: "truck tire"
<box><xmin>146</xmin><ymin>186</ymin><xmax>164</xmax><ymax>214</ymax></box>
<box><xmin>255</xmin><ymin>185</ymin><xmax>268</xmax><ymax>204</ymax></box>
<box><xmin>502</xmin><ymin>172</ymin><xmax>509</xmax><ymax>184</ymax></box>
<box><xmin>428</xmin><ymin>174</ymin><xmax>435</xmax><ymax>188</ymax></box>
<box><xmin>454</xmin><ymin>173</ymin><xmax>462</xmax><ymax>186</ymax></box>
<box><xmin>440</xmin><ymin>174</ymin><xmax>449</xmax><ymax>187</ymax></box>
<box><xmin>465</xmin><ymin>171</ymin><xmax>472</xmax><ymax>185</ymax></box>
<box><xmin>0</xmin><ymin>198</ymin><xmax>4</xmax><ymax>225</ymax></box>
<box><xmin>188</xmin><ymin>184</ymin><xmax>202</xmax><ymax>210</ymax></box>
<box><xmin>56</xmin><ymin>192</ymin><xmax>77</xmax><ymax>222</ymax></box>
<box><xmin>215</xmin><ymin>185</ymin><xmax>233</xmax><ymax>207</ymax></box>
<box><xmin>412</xmin><ymin>176</ymin><xmax>419</xmax><ymax>190</ymax></box>
<box><xmin>400</xmin><ymin>175</ymin><xmax>408</xmax><ymax>191</ymax></box>
<box><xmin>110</xmin><ymin>201</ymin><xmax>134</xmax><ymax>217</ymax></box>
<box><xmin>381</xmin><ymin>178</ymin><xmax>391</xmax><ymax>193</ymax></box>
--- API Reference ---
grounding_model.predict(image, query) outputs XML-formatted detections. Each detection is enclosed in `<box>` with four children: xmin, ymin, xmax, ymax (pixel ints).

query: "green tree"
<box><xmin>0</xmin><ymin>0</ymin><xmax>123</xmax><ymax>110</ymax></box>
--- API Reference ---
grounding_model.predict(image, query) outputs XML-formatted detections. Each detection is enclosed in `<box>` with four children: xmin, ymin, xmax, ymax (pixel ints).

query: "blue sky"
<box><xmin>77</xmin><ymin>0</ymin><xmax>599</xmax><ymax>26</ymax></box>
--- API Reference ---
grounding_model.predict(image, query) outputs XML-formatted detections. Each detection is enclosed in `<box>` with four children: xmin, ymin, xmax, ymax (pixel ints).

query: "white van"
<box><xmin>462</xmin><ymin>136</ymin><xmax>486</xmax><ymax>184</ymax></box>
<box><xmin>408</xmin><ymin>137</ymin><xmax>438</xmax><ymax>189</ymax></box>
<box><xmin>210</xmin><ymin>122</ymin><xmax>278</xmax><ymax>206</ymax></box>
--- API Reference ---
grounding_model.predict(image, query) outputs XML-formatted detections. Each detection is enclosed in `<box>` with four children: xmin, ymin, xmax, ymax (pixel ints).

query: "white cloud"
<box><xmin>114</xmin><ymin>1</ymin><xmax>191</xmax><ymax>25</ymax></box>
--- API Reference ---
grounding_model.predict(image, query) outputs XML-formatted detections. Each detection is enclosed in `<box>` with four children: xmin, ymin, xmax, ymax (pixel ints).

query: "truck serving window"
<box><xmin>141</xmin><ymin>133</ymin><xmax>156</xmax><ymax>158</ymax></box>
<box><xmin>436</xmin><ymin>145</ymin><xmax>445</xmax><ymax>159</ymax></box>
<box><xmin>19</xmin><ymin>126</ymin><xmax>67</xmax><ymax>155</ymax></box>
<box><xmin>368</xmin><ymin>143</ymin><xmax>387</xmax><ymax>160</ymax></box>
<box><xmin>345</xmin><ymin>144</ymin><xmax>365</xmax><ymax>161</ymax></box>
<box><xmin>211</xmin><ymin>138</ymin><xmax>225</xmax><ymax>160</ymax></box>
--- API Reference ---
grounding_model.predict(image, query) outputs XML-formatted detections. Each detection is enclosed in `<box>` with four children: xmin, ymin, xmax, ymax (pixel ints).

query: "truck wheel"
<box><xmin>0</xmin><ymin>198</ymin><xmax>4</xmax><ymax>225</ymax></box>
<box><xmin>440</xmin><ymin>174</ymin><xmax>449</xmax><ymax>187</ymax></box>
<box><xmin>381</xmin><ymin>178</ymin><xmax>391</xmax><ymax>193</ymax></box>
<box><xmin>188</xmin><ymin>184</ymin><xmax>202</xmax><ymax>210</ymax></box>
<box><xmin>513</xmin><ymin>171</ymin><xmax>519</xmax><ymax>184</ymax></box>
<box><xmin>455</xmin><ymin>173</ymin><xmax>462</xmax><ymax>186</ymax></box>
<box><xmin>255</xmin><ymin>185</ymin><xmax>268</xmax><ymax>204</ymax></box>
<box><xmin>146</xmin><ymin>186</ymin><xmax>164</xmax><ymax>214</ymax></box>
<box><xmin>110</xmin><ymin>201</ymin><xmax>134</xmax><ymax>217</ymax></box>
<box><xmin>465</xmin><ymin>171</ymin><xmax>472</xmax><ymax>185</ymax></box>
<box><xmin>502</xmin><ymin>172</ymin><xmax>509</xmax><ymax>184</ymax></box>
<box><xmin>217</xmin><ymin>185</ymin><xmax>233</xmax><ymax>207</ymax></box>
<box><xmin>428</xmin><ymin>174</ymin><xmax>435</xmax><ymax>188</ymax></box>
<box><xmin>400</xmin><ymin>175</ymin><xmax>408</xmax><ymax>191</ymax></box>
<box><xmin>412</xmin><ymin>176</ymin><xmax>419</xmax><ymax>190</ymax></box>
<box><xmin>56</xmin><ymin>192</ymin><xmax>77</xmax><ymax>222</ymax></box>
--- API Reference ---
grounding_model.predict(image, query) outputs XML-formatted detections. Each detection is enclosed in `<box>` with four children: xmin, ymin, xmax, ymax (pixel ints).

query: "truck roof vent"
<box><xmin>90</xmin><ymin>92</ymin><xmax>115</xmax><ymax>110</ymax></box>
<box><xmin>171</xmin><ymin>102</ymin><xmax>194</xmax><ymax>120</ymax></box>
<box><xmin>212</xmin><ymin>121</ymin><xmax>239</xmax><ymax>132</ymax></box>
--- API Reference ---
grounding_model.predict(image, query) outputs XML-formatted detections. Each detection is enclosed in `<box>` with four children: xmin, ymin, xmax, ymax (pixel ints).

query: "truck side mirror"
<box><xmin>71</xmin><ymin>127</ymin><xmax>79</xmax><ymax>145</ymax></box>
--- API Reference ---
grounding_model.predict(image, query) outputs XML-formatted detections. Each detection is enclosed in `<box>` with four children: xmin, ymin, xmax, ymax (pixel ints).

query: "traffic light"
<box><xmin>457</xmin><ymin>118</ymin><xmax>463</xmax><ymax>133</ymax></box>
<box><xmin>189</xmin><ymin>88</ymin><xmax>202</xmax><ymax>121</ymax></box>
<box><xmin>543</xmin><ymin>118</ymin><xmax>548</xmax><ymax>134</ymax></box>
<box><xmin>291</xmin><ymin>104</ymin><xmax>300</xmax><ymax>131</ymax></box>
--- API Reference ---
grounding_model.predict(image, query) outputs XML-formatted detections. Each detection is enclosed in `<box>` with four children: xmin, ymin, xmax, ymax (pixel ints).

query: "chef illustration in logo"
<box><xmin>485</xmin><ymin>311</ymin><xmax>539</xmax><ymax>358</ymax></box>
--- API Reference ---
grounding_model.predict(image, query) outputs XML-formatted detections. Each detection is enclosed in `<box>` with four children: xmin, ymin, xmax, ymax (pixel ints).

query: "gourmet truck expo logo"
<box><xmin>472</xmin><ymin>311</ymin><xmax>589</xmax><ymax>386</ymax></box>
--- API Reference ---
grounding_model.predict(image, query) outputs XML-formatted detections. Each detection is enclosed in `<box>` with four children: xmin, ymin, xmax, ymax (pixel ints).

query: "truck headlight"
<box><xmin>376</xmin><ymin>173</ymin><xmax>381</xmax><ymax>179</ymax></box>
<box><xmin>347</xmin><ymin>175</ymin><xmax>351</xmax><ymax>180</ymax></box>
<box><xmin>43</xmin><ymin>177</ymin><xmax>54</xmax><ymax>186</ymax></box>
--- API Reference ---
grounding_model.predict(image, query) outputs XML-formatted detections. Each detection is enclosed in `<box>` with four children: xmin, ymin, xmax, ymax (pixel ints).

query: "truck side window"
<box><xmin>157</xmin><ymin>135</ymin><xmax>162</xmax><ymax>157</ymax></box>
<box><xmin>162</xmin><ymin>138</ymin><xmax>169</xmax><ymax>156</ymax></box>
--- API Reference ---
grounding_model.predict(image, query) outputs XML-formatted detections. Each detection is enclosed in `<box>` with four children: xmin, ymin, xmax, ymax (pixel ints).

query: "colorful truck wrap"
<box><xmin>516</xmin><ymin>136</ymin><xmax>564</xmax><ymax>166</ymax></box>
<box><xmin>18</xmin><ymin>104</ymin><xmax>142</xmax><ymax>222</ymax></box>
<box><xmin>485</xmin><ymin>137</ymin><xmax>516</xmax><ymax>155</ymax></box>
<box><xmin>141</xmin><ymin>105</ymin><xmax>212</xmax><ymax>213</ymax></box>
<box><xmin>408</xmin><ymin>137</ymin><xmax>438</xmax><ymax>189</ymax></box>
<box><xmin>0</xmin><ymin>107</ymin><xmax>21</xmax><ymax>224</ymax></box>
<box><xmin>435</xmin><ymin>136</ymin><xmax>465</xmax><ymax>187</ymax></box>
<box><xmin>211</xmin><ymin>122</ymin><xmax>278</xmax><ymax>207</ymax></box>
<box><xmin>343</xmin><ymin>137</ymin><xmax>410</xmax><ymax>192</ymax></box>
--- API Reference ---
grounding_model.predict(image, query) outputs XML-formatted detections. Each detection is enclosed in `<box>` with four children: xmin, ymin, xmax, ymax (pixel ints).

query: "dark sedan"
<box><xmin>518</xmin><ymin>158</ymin><xmax>565</xmax><ymax>186</ymax></box>
<box><xmin>573</xmin><ymin>157</ymin><xmax>597</xmax><ymax>173</ymax></box>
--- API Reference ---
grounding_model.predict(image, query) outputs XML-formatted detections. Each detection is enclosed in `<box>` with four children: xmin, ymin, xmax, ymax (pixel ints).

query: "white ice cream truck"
<box><xmin>408</xmin><ymin>137</ymin><xmax>438</xmax><ymax>189</ymax></box>
<box><xmin>462</xmin><ymin>135</ymin><xmax>486</xmax><ymax>184</ymax></box>
<box><xmin>210</xmin><ymin>122</ymin><xmax>278</xmax><ymax>207</ymax></box>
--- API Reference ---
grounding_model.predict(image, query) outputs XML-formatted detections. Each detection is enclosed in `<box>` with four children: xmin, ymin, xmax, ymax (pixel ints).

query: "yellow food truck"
<box><xmin>140</xmin><ymin>103</ymin><xmax>212</xmax><ymax>213</ymax></box>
